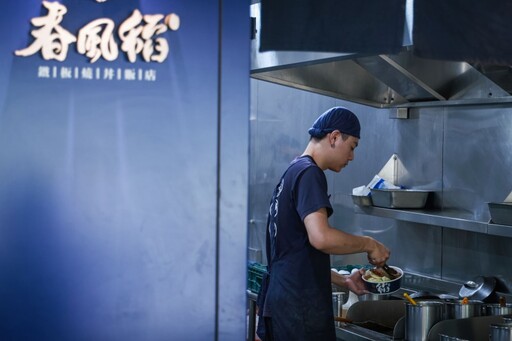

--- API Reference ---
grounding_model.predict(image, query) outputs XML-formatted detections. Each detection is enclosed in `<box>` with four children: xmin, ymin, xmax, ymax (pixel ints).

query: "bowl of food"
<box><xmin>362</xmin><ymin>266</ymin><xmax>403</xmax><ymax>295</ymax></box>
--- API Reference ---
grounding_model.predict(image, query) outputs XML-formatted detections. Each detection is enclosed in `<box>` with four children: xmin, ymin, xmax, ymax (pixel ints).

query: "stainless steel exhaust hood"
<box><xmin>250</xmin><ymin>3</ymin><xmax>512</xmax><ymax>108</ymax></box>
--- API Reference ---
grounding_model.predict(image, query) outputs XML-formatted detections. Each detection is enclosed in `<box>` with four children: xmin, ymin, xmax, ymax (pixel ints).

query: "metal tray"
<box><xmin>370</xmin><ymin>188</ymin><xmax>431</xmax><ymax>209</ymax></box>
<box><xmin>352</xmin><ymin>194</ymin><xmax>373</xmax><ymax>207</ymax></box>
<box><xmin>488</xmin><ymin>202</ymin><xmax>512</xmax><ymax>226</ymax></box>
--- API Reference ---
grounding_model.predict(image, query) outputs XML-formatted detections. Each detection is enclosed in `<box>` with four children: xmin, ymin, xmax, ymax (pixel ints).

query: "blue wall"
<box><xmin>0</xmin><ymin>1</ymin><xmax>249</xmax><ymax>339</ymax></box>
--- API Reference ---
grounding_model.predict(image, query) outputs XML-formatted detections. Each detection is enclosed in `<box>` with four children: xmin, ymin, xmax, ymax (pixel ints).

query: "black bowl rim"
<box><xmin>362</xmin><ymin>266</ymin><xmax>403</xmax><ymax>294</ymax></box>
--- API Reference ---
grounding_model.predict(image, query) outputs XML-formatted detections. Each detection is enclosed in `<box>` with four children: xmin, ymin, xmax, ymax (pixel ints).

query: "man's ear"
<box><xmin>330</xmin><ymin>130</ymin><xmax>341</xmax><ymax>144</ymax></box>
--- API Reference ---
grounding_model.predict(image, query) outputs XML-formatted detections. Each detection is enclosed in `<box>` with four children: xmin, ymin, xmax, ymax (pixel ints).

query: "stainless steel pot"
<box><xmin>503</xmin><ymin>315</ymin><xmax>512</xmax><ymax>324</ymax></box>
<box><xmin>439</xmin><ymin>334</ymin><xmax>469</xmax><ymax>341</ymax></box>
<box><xmin>359</xmin><ymin>293</ymin><xmax>391</xmax><ymax>301</ymax></box>
<box><xmin>405</xmin><ymin>301</ymin><xmax>445</xmax><ymax>341</ymax></box>
<box><xmin>483</xmin><ymin>303</ymin><xmax>512</xmax><ymax>316</ymax></box>
<box><xmin>332</xmin><ymin>292</ymin><xmax>347</xmax><ymax>318</ymax></box>
<box><xmin>445</xmin><ymin>299</ymin><xmax>483</xmax><ymax>319</ymax></box>
<box><xmin>489</xmin><ymin>323</ymin><xmax>512</xmax><ymax>341</ymax></box>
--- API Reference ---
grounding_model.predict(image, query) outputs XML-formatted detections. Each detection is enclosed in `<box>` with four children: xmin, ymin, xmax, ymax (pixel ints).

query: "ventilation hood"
<box><xmin>250</xmin><ymin>3</ymin><xmax>512</xmax><ymax>108</ymax></box>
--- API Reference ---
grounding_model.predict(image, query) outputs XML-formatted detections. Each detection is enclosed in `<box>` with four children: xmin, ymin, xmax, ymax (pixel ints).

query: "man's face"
<box><xmin>329</xmin><ymin>133</ymin><xmax>358</xmax><ymax>172</ymax></box>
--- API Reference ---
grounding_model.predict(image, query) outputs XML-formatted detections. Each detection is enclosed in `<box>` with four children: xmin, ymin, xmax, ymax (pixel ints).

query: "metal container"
<box><xmin>371</xmin><ymin>189</ymin><xmax>431</xmax><ymax>209</ymax></box>
<box><xmin>483</xmin><ymin>303</ymin><xmax>512</xmax><ymax>316</ymax></box>
<box><xmin>359</xmin><ymin>293</ymin><xmax>392</xmax><ymax>301</ymax></box>
<box><xmin>488</xmin><ymin>202</ymin><xmax>512</xmax><ymax>226</ymax></box>
<box><xmin>332</xmin><ymin>292</ymin><xmax>347</xmax><ymax>318</ymax></box>
<box><xmin>445</xmin><ymin>299</ymin><xmax>483</xmax><ymax>319</ymax></box>
<box><xmin>405</xmin><ymin>301</ymin><xmax>445</xmax><ymax>341</ymax></box>
<box><xmin>439</xmin><ymin>334</ymin><xmax>469</xmax><ymax>341</ymax></box>
<box><xmin>489</xmin><ymin>323</ymin><xmax>512</xmax><ymax>341</ymax></box>
<box><xmin>351</xmin><ymin>194</ymin><xmax>372</xmax><ymax>207</ymax></box>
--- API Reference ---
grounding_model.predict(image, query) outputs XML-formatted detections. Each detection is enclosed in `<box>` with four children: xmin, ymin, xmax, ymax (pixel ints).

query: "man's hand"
<box><xmin>331</xmin><ymin>268</ymin><xmax>369</xmax><ymax>296</ymax></box>
<box><xmin>365</xmin><ymin>237</ymin><xmax>390</xmax><ymax>267</ymax></box>
<box><xmin>344</xmin><ymin>269</ymin><xmax>369</xmax><ymax>295</ymax></box>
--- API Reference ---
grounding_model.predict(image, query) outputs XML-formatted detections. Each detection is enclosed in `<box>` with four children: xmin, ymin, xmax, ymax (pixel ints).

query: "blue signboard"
<box><xmin>0</xmin><ymin>1</ymin><xmax>248</xmax><ymax>339</ymax></box>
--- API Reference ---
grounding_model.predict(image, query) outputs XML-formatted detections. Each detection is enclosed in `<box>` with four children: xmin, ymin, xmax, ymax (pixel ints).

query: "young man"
<box><xmin>257</xmin><ymin>107</ymin><xmax>390</xmax><ymax>341</ymax></box>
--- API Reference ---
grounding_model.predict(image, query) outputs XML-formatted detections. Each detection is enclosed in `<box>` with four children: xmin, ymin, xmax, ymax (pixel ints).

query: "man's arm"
<box><xmin>303</xmin><ymin>208</ymin><xmax>390</xmax><ymax>266</ymax></box>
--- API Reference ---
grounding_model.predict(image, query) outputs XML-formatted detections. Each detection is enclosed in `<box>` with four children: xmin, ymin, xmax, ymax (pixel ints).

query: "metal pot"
<box><xmin>458</xmin><ymin>276</ymin><xmax>497</xmax><ymax>302</ymax></box>
<box><xmin>359</xmin><ymin>293</ymin><xmax>392</xmax><ymax>301</ymax></box>
<box><xmin>409</xmin><ymin>291</ymin><xmax>458</xmax><ymax>301</ymax></box>
<box><xmin>483</xmin><ymin>303</ymin><xmax>512</xmax><ymax>316</ymax></box>
<box><xmin>405</xmin><ymin>301</ymin><xmax>445</xmax><ymax>341</ymax></box>
<box><xmin>445</xmin><ymin>299</ymin><xmax>483</xmax><ymax>319</ymax></box>
<box><xmin>489</xmin><ymin>323</ymin><xmax>512</xmax><ymax>341</ymax></box>
<box><xmin>332</xmin><ymin>291</ymin><xmax>347</xmax><ymax>318</ymax></box>
<box><xmin>439</xmin><ymin>334</ymin><xmax>469</xmax><ymax>341</ymax></box>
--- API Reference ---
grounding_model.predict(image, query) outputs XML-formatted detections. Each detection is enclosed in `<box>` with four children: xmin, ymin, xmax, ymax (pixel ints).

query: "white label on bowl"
<box><xmin>376</xmin><ymin>282</ymin><xmax>391</xmax><ymax>293</ymax></box>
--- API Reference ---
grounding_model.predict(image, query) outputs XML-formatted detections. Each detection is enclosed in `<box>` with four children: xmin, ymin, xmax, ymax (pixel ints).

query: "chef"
<box><xmin>257</xmin><ymin>107</ymin><xmax>390</xmax><ymax>341</ymax></box>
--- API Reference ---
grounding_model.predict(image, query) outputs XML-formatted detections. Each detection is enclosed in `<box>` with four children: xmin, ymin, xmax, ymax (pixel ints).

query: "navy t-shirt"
<box><xmin>262</xmin><ymin>155</ymin><xmax>335</xmax><ymax>340</ymax></box>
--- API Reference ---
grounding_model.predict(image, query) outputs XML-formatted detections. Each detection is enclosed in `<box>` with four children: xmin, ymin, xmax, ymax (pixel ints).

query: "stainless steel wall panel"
<box><xmin>442</xmin><ymin>228</ymin><xmax>512</xmax><ymax>290</ymax></box>
<box><xmin>443</xmin><ymin>106</ymin><xmax>512</xmax><ymax>221</ymax></box>
<box><xmin>250</xmin><ymin>79</ymin><xmax>512</xmax><ymax>291</ymax></box>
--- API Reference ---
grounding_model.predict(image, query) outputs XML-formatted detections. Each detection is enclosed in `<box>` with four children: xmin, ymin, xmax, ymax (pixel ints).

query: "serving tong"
<box><xmin>381</xmin><ymin>263</ymin><xmax>400</xmax><ymax>279</ymax></box>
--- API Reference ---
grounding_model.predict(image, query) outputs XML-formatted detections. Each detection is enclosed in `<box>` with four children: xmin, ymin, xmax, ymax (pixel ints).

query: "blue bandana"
<box><xmin>308</xmin><ymin>107</ymin><xmax>361</xmax><ymax>139</ymax></box>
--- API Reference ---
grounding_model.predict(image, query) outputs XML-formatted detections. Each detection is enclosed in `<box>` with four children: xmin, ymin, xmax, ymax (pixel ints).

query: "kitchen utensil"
<box><xmin>405</xmin><ymin>301</ymin><xmax>445</xmax><ymax>341</ymax></box>
<box><xmin>370</xmin><ymin>188</ymin><xmax>432</xmax><ymax>209</ymax></box>
<box><xmin>362</xmin><ymin>266</ymin><xmax>403</xmax><ymax>294</ymax></box>
<box><xmin>382</xmin><ymin>263</ymin><xmax>400</xmax><ymax>279</ymax></box>
<box><xmin>359</xmin><ymin>293</ymin><xmax>392</xmax><ymax>301</ymax></box>
<box><xmin>404</xmin><ymin>292</ymin><xmax>417</xmax><ymax>305</ymax></box>
<box><xmin>332</xmin><ymin>291</ymin><xmax>347</xmax><ymax>318</ymax></box>
<box><xmin>351</xmin><ymin>194</ymin><xmax>372</xmax><ymax>207</ymax></box>
<box><xmin>489</xmin><ymin>323</ymin><xmax>512</xmax><ymax>340</ymax></box>
<box><xmin>458</xmin><ymin>276</ymin><xmax>497</xmax><ymax>302</ymax></box>
<box><xmin>445</xmin><ymin>299</ymin><xmax>483</xmax><ymax>319</ymax></box>
<box><xmin>500</xmin><ymin>296</ymin><xmax>507</xmax><ymax>307</ymax></box>
<box><xmin>483</xmin><ymin>303</ymin><xmax>512</xmax><ymax>316</ymax></box>
<box><xmin>488</xmin><ymin>202</ymin><xmax>512</xmax><ymax>225</ymax></box>
<box><xmin>439</xmin><ymin>334</ymin><xmax>469</xmax><ymax>341</ymax></box>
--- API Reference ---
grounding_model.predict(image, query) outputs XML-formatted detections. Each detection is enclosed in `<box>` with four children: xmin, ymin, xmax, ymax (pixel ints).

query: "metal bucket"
<box><xmin>445</xmin><ymin>299</ymin><xmax>483</xmax><ymax>319</ymax></box>
<box><xmin>405</xmin><ymin>301</ymin><xmax>445</xmax><ymax>341</ymax></box>
<box><xmin>332</xmin><ymin>292</ymin><xmax>347</xmax><ymax>318</ymax></box>
<box><xmin>483</xmin><ymin>303</ymin><xmax>512</xmax><ymax>316</ymax></box>
<box><xmin>489</xmin><ymin>323</ymin><xmax>512</xmax><ymax>341</ymax></box>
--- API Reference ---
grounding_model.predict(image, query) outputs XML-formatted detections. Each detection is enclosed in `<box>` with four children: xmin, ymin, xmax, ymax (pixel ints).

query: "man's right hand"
<box><xmin>365</xmin><ymin>236</ymin><xmax>390</xmax><ymax>267</ymax></box>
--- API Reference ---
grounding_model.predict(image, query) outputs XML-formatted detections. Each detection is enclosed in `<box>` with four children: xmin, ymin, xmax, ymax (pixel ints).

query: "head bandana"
<box><xmin>308</xmin><ymin>107</ymin><xmax>361</xmax><ymax>139</ymax></box>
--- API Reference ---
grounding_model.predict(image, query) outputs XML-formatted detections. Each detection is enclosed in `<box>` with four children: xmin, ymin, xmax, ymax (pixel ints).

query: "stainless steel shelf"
<box><xmin>488</xmin><ymin>222</ymin><xmax>512</xmax><ymax>238</ymax></box>
<box><xmin>354</xmin><ymin>205</ymin><xmax>512</xmax><ymax>237</ymax></box>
